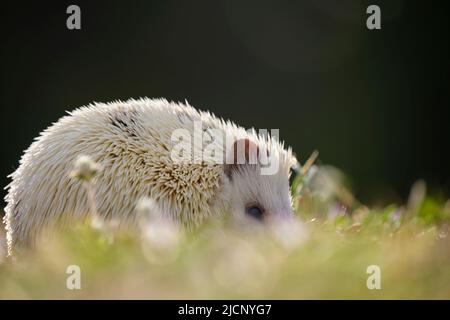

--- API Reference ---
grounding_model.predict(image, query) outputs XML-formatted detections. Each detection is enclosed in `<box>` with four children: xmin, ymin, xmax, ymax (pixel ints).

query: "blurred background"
<box><xmin>0</xmin><ymin>0</ymin><xmax>449</xmax><ymax>207</ymax></box>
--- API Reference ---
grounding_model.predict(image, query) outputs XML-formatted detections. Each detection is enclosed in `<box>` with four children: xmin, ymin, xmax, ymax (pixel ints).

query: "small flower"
<box><xmin>70</xmin><ymin>155</ymin><xmax>102</xmax><ymax>182</ymax></box>
<box><xmin>135</xmin><ymin>198</ymin><xmax>156</xmax><ymax>220</ymax></box>
<box><xmin>90</xmin><ymin>213</ymin><xmax>105</xmax><ymax>230</ymax></box>
<box><xmin>136</xmin><ymin>197</ymin><xmax>182</xmax><ymax>264</ymax></box>
<box><xmin>141</xmin><ymin>219</ymin><xmax>181</xmax><ymax>265</ymax></box>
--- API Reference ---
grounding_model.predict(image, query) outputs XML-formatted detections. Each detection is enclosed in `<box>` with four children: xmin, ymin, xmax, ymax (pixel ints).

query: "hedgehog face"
<box><xmin>226</xmin><ymin>165</ymin><xmax>293</xmax><ymax>223</ymax></box>
<box><xmin>223</xmin><ymin>138</ymin><xmax>295</xmax><ymax>223</ymax></box>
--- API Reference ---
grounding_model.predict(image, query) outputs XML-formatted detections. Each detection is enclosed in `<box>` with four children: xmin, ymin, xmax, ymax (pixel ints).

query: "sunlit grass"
<box><xmin>1</xmin><ymin>164</ymin><xmax>449</xmax><ymax>299</ymax></box>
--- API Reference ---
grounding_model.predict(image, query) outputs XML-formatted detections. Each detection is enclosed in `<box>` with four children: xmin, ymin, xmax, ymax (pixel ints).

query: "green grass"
<box><xmin>1</xmin><ymin>165</ymin><xmax>449</xmax><ymax>299</ymax></box>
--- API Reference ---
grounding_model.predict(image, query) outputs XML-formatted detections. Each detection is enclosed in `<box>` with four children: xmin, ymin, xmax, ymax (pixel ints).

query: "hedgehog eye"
<box><xmin>245</xmin><ymin>205</ymin><xmax>264</xmax><ymax>220</ymax></box>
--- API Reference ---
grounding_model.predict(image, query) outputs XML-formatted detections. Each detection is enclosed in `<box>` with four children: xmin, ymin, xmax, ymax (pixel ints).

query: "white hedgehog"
<box><xmin>3</xmin><ymin>98</ymin><xmax>297</xmax><ymax>253</ymax></box>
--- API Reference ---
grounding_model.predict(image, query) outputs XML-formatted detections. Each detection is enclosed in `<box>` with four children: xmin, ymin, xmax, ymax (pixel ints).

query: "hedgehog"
<box><xmin>3</xmin><ymin>98</ymin><xmax>297</xmax><ymax>253</ymax></box>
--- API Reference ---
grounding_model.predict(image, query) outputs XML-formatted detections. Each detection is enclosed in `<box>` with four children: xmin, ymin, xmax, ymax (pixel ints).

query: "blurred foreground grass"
<box><xmin>1</xmin><ymin>165</ymin><xmax>450</xmax><ymax>299</ymax></box>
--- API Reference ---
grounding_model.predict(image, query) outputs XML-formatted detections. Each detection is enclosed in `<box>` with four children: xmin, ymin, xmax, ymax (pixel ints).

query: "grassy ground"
<box><xmin>0</xmin><ymin>165</ymin><xmax>449</xmax><ymax>299</ymax></box>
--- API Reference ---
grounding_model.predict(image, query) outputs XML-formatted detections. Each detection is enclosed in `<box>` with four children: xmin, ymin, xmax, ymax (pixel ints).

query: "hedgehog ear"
<box><xmin>224</xmin><ymin>138</ymin><xmax>259</xmax><ymax>179</ymax></box>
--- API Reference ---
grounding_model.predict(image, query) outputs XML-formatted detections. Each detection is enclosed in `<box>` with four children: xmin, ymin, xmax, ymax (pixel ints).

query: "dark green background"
<box><xmin>1</xmin><ymin>0</ymin><xmax>449</xmax><ymax>207</ymax></box>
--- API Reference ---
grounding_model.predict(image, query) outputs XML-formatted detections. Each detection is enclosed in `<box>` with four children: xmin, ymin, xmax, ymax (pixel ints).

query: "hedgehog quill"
<box><xmin>3</xmin><ymin>98</ymin><xmax>297</xmax><ymax>254</ymax></box>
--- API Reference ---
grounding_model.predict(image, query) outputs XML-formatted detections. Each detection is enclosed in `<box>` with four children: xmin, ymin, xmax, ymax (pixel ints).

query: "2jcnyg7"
<box><xmin>222</xmin><ymin>304</ymin><xmax>271</xmax><ymax>316</ymax></box>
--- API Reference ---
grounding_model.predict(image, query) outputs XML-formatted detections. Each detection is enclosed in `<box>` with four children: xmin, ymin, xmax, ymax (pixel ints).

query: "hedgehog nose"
<box><xmin>282</xmin><ymin>211</ymin><xmax>295</xmax><ymax>219</ymax></box>
<box><xmin>270</xmin><ymin>210</ymin><xmax>294</xmax><ymax>221</ymax></box>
